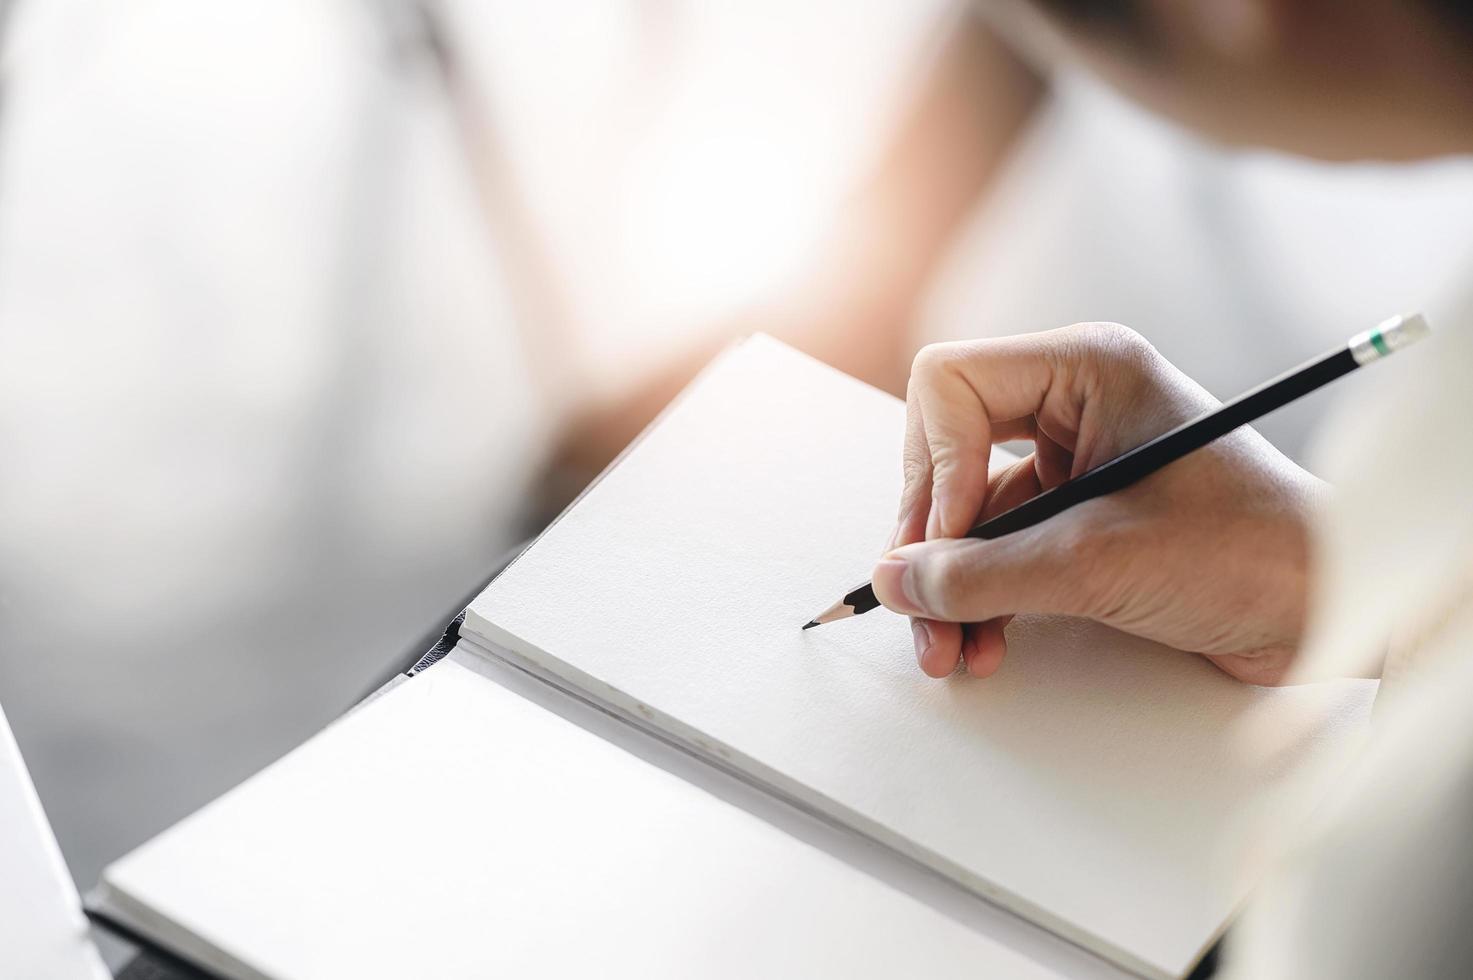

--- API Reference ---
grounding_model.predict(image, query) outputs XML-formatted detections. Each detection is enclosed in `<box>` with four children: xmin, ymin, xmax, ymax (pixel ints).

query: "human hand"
<box><xmin>874</xmin><ymin>323</ymin><xmax>1323</xmax><ymax>684</ymax></box>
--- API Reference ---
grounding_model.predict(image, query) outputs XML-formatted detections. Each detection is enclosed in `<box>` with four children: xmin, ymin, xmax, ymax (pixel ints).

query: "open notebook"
<box><xmin>93</xmin><ymin>336</ymin><xmax>1375</xmax><ymax>979</ymax></box>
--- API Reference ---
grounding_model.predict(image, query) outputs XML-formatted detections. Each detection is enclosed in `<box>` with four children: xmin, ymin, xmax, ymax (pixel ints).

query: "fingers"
<box><xmin>979</xmin><ymin>455</ymin><xmax>1045</xmax><ymax>521</ymax></box>
<box><xmin>874</xmin><ymin>515</ymin><xmax>1091</xmax><ymax>624</ymax></box>
<box><xmin>907</xmin><ymin>334</ymin><xmax>1073</xmax><ymax>540</ymax></box>
<box><xmin>911</xmin><ymin>618</ymin><xmax>962</xmax><ymax>678</ymax></box>
<box><xmin>888</xmin><ymin>408</ymin><xmax>1053</xmax><ymax>553</ymax></box>
<box><xmin>907</xmin><ymin>616</ymin><xmax>1014</xmax><ymax>678</ymax></box>
<box><xmin>889</xmin><ymin>324</ymin><xmax>1175</xmax><ymax>679</ymax></box>
<box><xmin>891</xmin><ymin>376</ymin><xmax>934</xmax><ymax>551</ymax></box>
<box><xmin>913</xmin><ymin>348</ymin><xmax>992</xmax><ymax>540</ymax></box>
<box><xmin>896</xmin><ymin>458</ymin><xmax>1046</xmax><ymax>677</ymax></box>
<box><xmin>962</xmin><ymin>618</ymin><xmax>1012</xmax><ymax>678</ymax></box>
<box><xmin>902</xmin><ymin>324</ymin><xmax>1175</xmax><ymax>543</ymax></box>
<box><xmin>1034</xmin><ymin>427</ymin><xmax>1074</xmax><ymax>489</ymax></box>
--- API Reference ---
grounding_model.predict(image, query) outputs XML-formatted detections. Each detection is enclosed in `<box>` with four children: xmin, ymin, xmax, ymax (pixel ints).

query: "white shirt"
<box><xmin>918</xmin><ymin>73</ymin><xmax>1473</xmax><ymax>464</ymax></box>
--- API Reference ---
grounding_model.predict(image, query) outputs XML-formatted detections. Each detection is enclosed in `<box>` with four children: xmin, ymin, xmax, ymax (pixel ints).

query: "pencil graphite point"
<box><xmin>802</xmin><ymin>599</ymin><xmax>858</xmax><ymax>630</ymax></box>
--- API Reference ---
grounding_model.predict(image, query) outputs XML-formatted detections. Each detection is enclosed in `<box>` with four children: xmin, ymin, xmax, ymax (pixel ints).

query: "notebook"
<box><xmin>95</xmin><ymin>651</ymin><xmax>1084</xmax><ymax>980</ymax></box>
<box><xmin>93</xmin><ymin>336</ymin><xmax>1375</xmax><ymax>979</ymax></box>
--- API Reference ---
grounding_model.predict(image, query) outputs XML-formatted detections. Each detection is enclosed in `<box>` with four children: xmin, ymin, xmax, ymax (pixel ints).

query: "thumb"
<box><xmin>872</xmin><ymin>522</ymin><xmax>1087</xmax><ymax>623</ymax></box>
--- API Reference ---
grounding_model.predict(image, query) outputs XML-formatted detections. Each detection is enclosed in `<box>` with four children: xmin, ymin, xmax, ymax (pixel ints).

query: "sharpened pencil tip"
<box><xmin>804</xmin><ymin>598</ymin><xmax>860</xmax><ymax>630</ymax></box>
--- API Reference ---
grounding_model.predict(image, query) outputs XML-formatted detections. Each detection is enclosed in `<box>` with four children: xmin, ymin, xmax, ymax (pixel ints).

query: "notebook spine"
<box><xmin>407</xmin><ymin>612</ymin><xmax>464</xmax><ymax>676</ymax></box>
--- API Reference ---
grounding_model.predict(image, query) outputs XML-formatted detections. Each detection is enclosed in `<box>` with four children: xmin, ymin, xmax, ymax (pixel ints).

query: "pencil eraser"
<box><xmin>1385</xmin><ymin>312</ymin><xmax>1431</xmax><ymax>348</ymax></box>
<box><xmin>1351</xmin><ymin>312</ymin><xmax>1431</xmax><ymax>365</ymax></box>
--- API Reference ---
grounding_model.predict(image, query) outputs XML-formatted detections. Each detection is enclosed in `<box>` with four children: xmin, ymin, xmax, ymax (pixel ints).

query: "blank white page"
<box><xmin>97</xmin><ymin>654</ymin><xmax>1057</xmax><ymax>980</ymax></box>
<box><xmin>466</xmin><ymin>335</ymin><xmax>1376</xmax><ymax>979</ymax></box>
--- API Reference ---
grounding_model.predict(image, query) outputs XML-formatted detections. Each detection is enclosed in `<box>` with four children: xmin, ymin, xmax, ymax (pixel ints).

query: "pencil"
<box><xmin>802</xmin><ymin>312</ymin><xmax>1431</xmax><ymax>630</ymax></box>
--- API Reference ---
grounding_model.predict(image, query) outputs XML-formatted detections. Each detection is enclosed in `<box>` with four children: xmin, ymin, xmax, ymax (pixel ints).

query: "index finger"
<box><xmin>909</xmin><ymin>334</ymin><xmax>1066</xmax><ymax>539</ymax></box>
<box><xmin>892</xmin><ymin>375</ymin><xmax>934</xmax><ymax>551</ymax></box>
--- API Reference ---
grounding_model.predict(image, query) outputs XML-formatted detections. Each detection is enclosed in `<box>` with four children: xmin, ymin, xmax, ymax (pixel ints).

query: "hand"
<box><xmin>874</xmin><ymin>322</ymin><xmax>1323</xmax><ymax>684</ymax></box>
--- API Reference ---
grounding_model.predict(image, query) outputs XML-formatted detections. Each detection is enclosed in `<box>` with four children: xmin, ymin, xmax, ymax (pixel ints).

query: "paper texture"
<box><xmin>97</xmin><ymin>654</ymin><xmax>1059</xmax><ymax>980</ymax></box>
<box><xmin>466</xmin><ymin>335</ymin><xmax>1376</xmax><ymax>979</ymax></box>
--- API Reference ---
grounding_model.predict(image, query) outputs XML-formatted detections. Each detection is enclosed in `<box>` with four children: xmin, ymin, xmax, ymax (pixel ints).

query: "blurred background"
<box><xmin>3</xmin><ymin>0</ymin><xmax>1473</xmax><ymax>902</ymax></box>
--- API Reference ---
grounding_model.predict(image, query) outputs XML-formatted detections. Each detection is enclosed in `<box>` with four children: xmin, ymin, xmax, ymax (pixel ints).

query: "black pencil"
<box><xmin>802</xmin><ymin>312</ymin><xmax>1431</xmax><ymax>630</ymax></box>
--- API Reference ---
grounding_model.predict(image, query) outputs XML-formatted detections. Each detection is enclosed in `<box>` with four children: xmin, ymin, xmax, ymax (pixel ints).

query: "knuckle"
<box><xmin>1064</xmin><ymin>321</ymin><xmax>1152</xmax><ymax>364</ymax></box>
<box><xmin>901</xmin><ymin>443</ymin><xmax>930</xmax><ymax>490</ymax></box>
<box><xmin>1056</xmin><ymin>321</ymin><xmax>1160</xmax><ymax>395</ymax></box>
<box><xmin>1097</xmin><ymin>320</ymin><xmax>1145</xmax><ymax>346</ymax></box>
<box><xmin>927</xmin><ymin>442</ymin><xmax>962</xmax><ymax>477</ymax></box>
<box><xmin>918</xmin><ymin>548</ymin><xmax>972</xmax><ymax>619</ymax></box>
<box><xmin>910</xmin><ymin>345</ymin><xmax>943</xmax><ymax>384</ymax></box>
<box><xmin>910</xmin><ymin>341</ymin><xmax>961</xmax><ymax>382</ymax></box>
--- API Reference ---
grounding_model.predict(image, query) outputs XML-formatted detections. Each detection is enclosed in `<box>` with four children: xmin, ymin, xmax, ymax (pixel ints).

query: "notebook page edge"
<box><xmin>456</xmin><ymin>618</ymin><xmax>1171</xmax><ymax>980</ymax></box>
<box><xmin>87</xmin><ymin>879</ymin><xmax>271</xmax><ymax>980</ymax></box>
<box><xmin>87</xmin><ymin>676</ymin><xmax>445</xmax><ymax>980</ymax></box>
